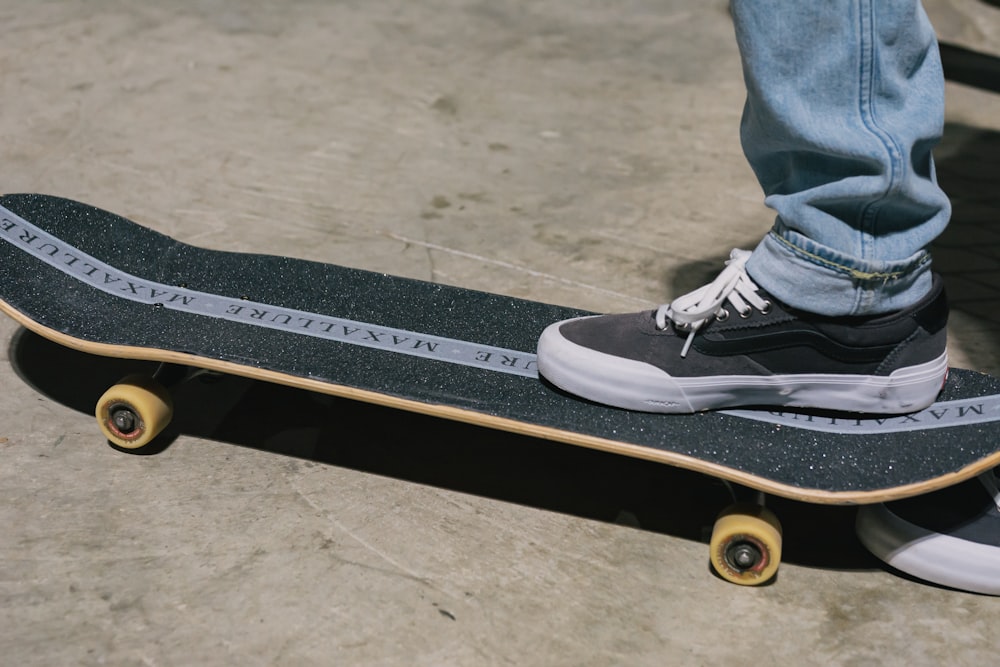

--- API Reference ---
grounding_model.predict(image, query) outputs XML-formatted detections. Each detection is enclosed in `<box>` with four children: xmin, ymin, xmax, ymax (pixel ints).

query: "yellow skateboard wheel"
<box><xmin>95</xmin><ymin>374</ymin><xmax>173</xmax><ymax>450</ymax></box>
<box><xmin>709</xmin><ymin>503</ymin><xmax>783</xmax><ymax>585</ymax></box>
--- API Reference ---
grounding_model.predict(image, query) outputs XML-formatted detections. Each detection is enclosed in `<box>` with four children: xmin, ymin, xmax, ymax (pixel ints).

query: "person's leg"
<box><xmin>735</xmin><ymin>0</ymin><xmax>950</xmax><ymax>316</ymax></box>
<box><xmin>536</xmin><ymin>0</ymin><xmax>950</xmax><ymax>414</ymax></box>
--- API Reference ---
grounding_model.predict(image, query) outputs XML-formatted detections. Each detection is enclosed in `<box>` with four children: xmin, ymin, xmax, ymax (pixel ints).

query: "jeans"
<box><xmin>733</xmin><ymin>0</ymin><xmax>950</xmax><ymax>316</ymax></box>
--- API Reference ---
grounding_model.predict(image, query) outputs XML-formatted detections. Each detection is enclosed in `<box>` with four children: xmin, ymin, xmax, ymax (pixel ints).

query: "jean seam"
<box><xmin>857</xmin><ymin>0</ymin><xmax>905</xmax><ymax>260</ymax></box>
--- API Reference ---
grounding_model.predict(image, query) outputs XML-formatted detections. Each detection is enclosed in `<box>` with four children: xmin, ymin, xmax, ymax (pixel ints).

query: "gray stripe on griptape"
<box><xmin>722</xmin><ymin>394</ymin><xmax>1000</xmax><ymax>434</ymax></box>
<box><xmin>0</xmin><ymin>203</ymin><xmax>540</xmax><ymax>378</ymax></box>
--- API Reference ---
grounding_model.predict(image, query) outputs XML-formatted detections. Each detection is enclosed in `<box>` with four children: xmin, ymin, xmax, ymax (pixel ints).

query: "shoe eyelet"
<box><xmin>715</xmin><ymin>308</ymin><xmax>730</xmax><ymax>322</ymax></box>
<box><xmin>760</xmin><ymin>300</ymin><xmax>772</xmax><ymax>315</ymax></box>
<box><xmin>738</xmin><ymin>308</ymin><xmax>752</xmax><ymax>319</ymax></box>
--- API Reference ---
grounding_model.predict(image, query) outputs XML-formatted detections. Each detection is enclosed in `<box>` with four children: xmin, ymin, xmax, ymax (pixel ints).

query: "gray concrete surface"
<box><xmin>2</xmin><ymin>0</ymin><xmax>999</xmax><ymax>664</ymax></box>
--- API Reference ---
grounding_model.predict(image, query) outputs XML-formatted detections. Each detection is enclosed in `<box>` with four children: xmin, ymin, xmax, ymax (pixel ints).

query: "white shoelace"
<box><xmin>654</xmin><ymin>249</ymin><xmax>771</xmax><ymax>357</ymax></box>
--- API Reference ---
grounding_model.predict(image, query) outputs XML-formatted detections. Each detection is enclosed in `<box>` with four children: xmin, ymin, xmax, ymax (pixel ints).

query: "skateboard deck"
<box><xmin>2</xmin><ymin>193</ymin><xmax>999</xmax><ymax>584</ymax></box>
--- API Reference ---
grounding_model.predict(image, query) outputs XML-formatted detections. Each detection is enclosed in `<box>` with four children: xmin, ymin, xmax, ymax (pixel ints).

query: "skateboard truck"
<box><xmin>96</xmin><ymin>364</ymin><xmax>226</xmax><ymax>449</ymax></box>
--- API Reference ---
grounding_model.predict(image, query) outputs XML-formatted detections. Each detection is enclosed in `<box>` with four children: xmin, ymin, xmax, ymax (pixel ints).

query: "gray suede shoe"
<box><xmin>537</xmin><ymin>250</ymin><xmax>949</xmax><ymax>414</ymax></box>
<box><xmin>856</xmin><ymin>469</ymin><xmax>1000</xmax><ymax>595</ymax></box>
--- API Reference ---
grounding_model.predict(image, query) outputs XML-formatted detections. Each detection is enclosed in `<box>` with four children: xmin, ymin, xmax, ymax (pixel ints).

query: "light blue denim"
<box><xmin>733</xmin><ymin>0</ymin><xmax>950</xmax><ymax>316</ymax></box>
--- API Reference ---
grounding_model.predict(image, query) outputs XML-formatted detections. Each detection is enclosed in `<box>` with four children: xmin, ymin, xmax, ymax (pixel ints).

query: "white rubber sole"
<box><xmin>537</xmin><ymin>318</ymin><xmax>949</xmax><ymax>414</ymax></box>
<box><xmin>856</xmin><ymin>504</ymin><xmax>1000</xmax><ymax>596</ymax></box>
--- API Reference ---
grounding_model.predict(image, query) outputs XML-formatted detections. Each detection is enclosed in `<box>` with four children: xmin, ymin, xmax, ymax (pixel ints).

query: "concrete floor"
<box><xmin>2</xmin><ymin>0</ymin><xmax>999</xmax><ymax>664</ymax></box>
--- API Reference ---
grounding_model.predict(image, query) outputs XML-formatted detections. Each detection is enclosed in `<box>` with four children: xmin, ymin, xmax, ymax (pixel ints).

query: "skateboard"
<box><xmin>2</xmin><ymin>193</ymin><xmax>999</xmax><ymax>586</ymax></box>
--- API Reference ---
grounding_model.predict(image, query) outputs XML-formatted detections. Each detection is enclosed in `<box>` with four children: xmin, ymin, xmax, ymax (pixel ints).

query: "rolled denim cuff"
<box><xmin>746</xmin><ymin>225</ymin><xmax>934</xmax><ymax>316</ymax></box>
